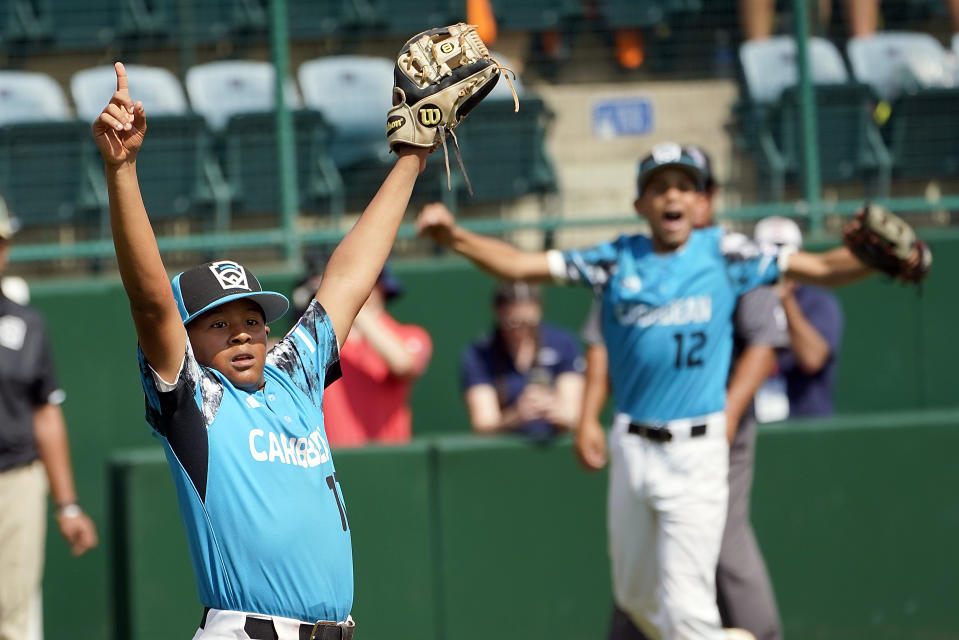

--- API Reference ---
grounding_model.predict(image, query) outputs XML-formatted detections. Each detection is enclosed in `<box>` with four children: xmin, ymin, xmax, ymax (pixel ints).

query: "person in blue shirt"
<box><xmin>416</xmin><ymin>141</ymin><xmax>910</xmax><ymax>640</ymax></box>
<box><xmin>93</xmin><ymin>62</ymin><xmax>430</xmax><ymax>640</ymax></box>
<box><xmin>460</xmin><ymin>281</ymin><xmax>584</xmax><ymax>440</ymax></box>
<box><xmin>754</xmin><ymin>216</ymin><xmax>844</xmax><ymax>418</ymax></box>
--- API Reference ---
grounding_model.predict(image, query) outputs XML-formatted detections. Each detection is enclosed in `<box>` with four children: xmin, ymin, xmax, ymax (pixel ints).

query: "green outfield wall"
<box><xmin>104</xmin><ymin>410</ymin><xmax>959</xmax><ymax>640</ymax></box>
<box><xmin>26</xmin><ymin>233</ymin><xmax>959</xmax><ymax>638</ymax></box>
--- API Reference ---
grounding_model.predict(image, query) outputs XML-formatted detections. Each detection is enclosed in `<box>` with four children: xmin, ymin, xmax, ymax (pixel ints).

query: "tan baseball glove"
<box><xmin>387</xmin><ymin>23</ymin><xmax>518</xmax><ymax>194</ymax></box>
<box><xmin>842</xmin><ymin>204</ymin><xmax>932</xmax><ymax>284</ymax></box>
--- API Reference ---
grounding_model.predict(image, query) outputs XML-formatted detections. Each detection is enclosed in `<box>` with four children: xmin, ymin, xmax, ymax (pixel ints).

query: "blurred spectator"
<box><xmin>461</xmin><ymin>281</ymin><xmax>584</xmax><ymax>440</ymax></box>
<box><xmin>0</xmin><ymin>199</ymin><xmax>98</xmax><ymax>640</ymax></box>
<box><xmin>754</xmin><ymin>216</ymin><xmax>844</xmax><ymax>419</ymax></box>
<box><xmin>295</xmin><ymin>265</ymin><xmax>432</xmax><ymax>447</ymax></box>
<box><xmin>741</xmin><ymin>0</ymin><xmax>959</xmax><ymax>40</ymax></box>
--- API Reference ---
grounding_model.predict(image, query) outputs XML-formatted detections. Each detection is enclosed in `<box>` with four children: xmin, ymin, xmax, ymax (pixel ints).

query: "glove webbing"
<box><xmin>438</xmin><ymin>59</ymin><xmax>518</xmax><ymax>196</ymax></box>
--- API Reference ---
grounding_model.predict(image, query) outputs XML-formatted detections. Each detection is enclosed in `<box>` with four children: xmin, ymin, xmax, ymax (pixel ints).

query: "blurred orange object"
<box><xmin>615</xmin><ymin>29</ymin><xmax>644</xmax><ymax>69</ymax></box>
<box><xmin>468</xmin><ymin>0</ymin><xmax>498</xmax><ymax>45</ymax></box>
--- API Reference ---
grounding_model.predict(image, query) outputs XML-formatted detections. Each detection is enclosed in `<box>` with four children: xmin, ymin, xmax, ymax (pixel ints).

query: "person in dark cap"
<box><xmin>92</xmin><ymin>62</ymin><xmax>431</xmax><ymax>639</ymax></box>
<box><xmin>460</xmin><ymin>280</ymin><xmax>584</xmax><ymax>440</ymax></box>
<box><xmin>317</xmin><ymin>265</ymin><xmax>432</xmax><ymax>447</ymax></box>
<box><xmin>0</xmin><ymin>197</ymin><xmax>98</xmax><ymax>640</ymax></box>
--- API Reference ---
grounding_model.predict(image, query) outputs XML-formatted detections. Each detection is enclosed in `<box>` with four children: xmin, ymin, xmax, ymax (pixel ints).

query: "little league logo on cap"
<box><xmin>637</xmin><ymin>141</ymin><xmax>705</xmax><ymax>196</ymax></box>
<box><xmin>172</xmin><ymin>260</ymin><xmax>290</xmax><ymax>325</ymax></box>
<box><xmin>209</xmin><ymin>260</ymin><xmax>251</xmax><ymax>291</ymax></box>
<box><xmin>650</xmin><ymin>141</ymin><xmax>683</xmax><ymax>164</ymax></box>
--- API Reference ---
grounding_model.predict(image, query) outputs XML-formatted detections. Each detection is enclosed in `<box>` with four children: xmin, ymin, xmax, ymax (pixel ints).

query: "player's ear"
<box><xmin>633</xmin><ymin>198</ymin><xmax>647</xmax><ymax>220</ymax></box>
<box><xmin>264</xmin><ymin>325</ymin><xmax>270</xmax><ymax>336</ymax></box>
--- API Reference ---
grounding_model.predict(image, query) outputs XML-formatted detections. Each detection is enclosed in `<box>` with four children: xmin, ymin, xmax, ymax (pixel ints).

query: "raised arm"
<box><xmin>92</xmin><ymin>62</ymin><xmax>185</xmax><ymax>382</ymax></box>
<box><xmin>315</xmin><ymin>149</ymin><xmax>428</xmax><ymax>347</ymax></box>
<box><xmin>416</xmin><ymin>203</ymin><xmax>553</xmax><ymax>281</ymax></box>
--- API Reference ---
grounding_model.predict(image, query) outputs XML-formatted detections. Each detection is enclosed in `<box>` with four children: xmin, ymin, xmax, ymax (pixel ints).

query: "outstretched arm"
<box><xmin>316</xmin><ymin>149</ymin><xmax>428</xmax><ymax>347</ymax></box>
<box><xmin>416</xmin><ymin>203</ymin><xmax>553</xmax><ymax>281</ymax></box>
<box><xmin>93</xmin><ymin>62</ymin><xmax>185</xmax><ymax>382</ymax></box>
<box><xmin>783</xmin><ymin>246</ymin><xmax>875</xmax><ymax>288</ymax></box>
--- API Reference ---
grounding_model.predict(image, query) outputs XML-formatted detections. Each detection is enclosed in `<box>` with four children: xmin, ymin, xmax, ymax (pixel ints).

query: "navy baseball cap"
<box><xmin>171</xmin><ymin>260</ymin><xmax>290</xmax><ymax>325</ymax></box>
<box><xmin>682</xmin><ymin>143</ymin><xmax>715</xmax><ymax>191</ymax></box>
<box><xmin>637</xmin><ymin>141</ymin><xmax>706</xmax><ymax>196</ymax></box>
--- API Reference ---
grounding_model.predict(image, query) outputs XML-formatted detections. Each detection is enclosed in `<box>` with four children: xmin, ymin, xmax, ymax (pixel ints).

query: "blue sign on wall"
<box><xmin>592</xmin><ymin>97</ymin><xmax>654</xmax><ymax>139</ymax></box>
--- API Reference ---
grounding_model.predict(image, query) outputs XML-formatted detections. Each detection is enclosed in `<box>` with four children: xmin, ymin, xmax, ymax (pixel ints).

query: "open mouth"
<box><xmin>663</xmin><ymin>211</ymin><xmax>683</xmax><ymax>221</ymax></box>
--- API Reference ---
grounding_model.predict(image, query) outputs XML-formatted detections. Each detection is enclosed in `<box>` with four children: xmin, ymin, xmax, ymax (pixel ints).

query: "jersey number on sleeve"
<box><xmin>326</xmin><ymin>473</ymin><xmax>350</xmax><ymax>531</ymax></box>
<box><xmin>673</xmin><ymin>331</ymin><xmax>706</xmax><ymax>369</ymax></box>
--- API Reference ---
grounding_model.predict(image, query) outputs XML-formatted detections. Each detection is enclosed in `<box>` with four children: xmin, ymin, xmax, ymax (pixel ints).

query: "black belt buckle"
<box><xmin>629</xmin><ymin>423</ymin><xmax>673</xmax><ymax>442</ymax></box>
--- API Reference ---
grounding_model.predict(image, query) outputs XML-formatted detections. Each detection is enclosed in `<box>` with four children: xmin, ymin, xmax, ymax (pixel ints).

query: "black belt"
<box><xmin>628</xmin><ymin>422</ymin><xmax>707</xmax><ymax>442</ymax></box>
<box><xmin>200</xmin><ymin>607</ymin><xmax>354</xmax><ymax>640</ymax></box>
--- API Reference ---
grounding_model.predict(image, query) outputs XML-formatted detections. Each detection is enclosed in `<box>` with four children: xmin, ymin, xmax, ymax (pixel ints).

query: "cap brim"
<box><xmin>183</xmin><ymin>291</ymin><xmax>290</xmax><ymax>325</ymax></box>
<box><xmin>639</xmin><ymin>163</ymin><xmax>704</xmax><ymax>194</ymax></box>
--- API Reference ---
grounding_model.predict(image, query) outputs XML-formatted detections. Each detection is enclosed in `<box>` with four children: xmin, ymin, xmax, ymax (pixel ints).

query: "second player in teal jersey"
<box><xmin>415</xmin><ymin>141</ymin><xmax>922</xmax><ymax>640</ymax></box>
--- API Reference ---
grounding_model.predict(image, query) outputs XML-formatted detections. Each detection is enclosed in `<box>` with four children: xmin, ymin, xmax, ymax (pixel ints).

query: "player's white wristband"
<box><xmin>777</xmin><ymin>246</ymin><xmax>798</xmax><ymax>277</ymax></box>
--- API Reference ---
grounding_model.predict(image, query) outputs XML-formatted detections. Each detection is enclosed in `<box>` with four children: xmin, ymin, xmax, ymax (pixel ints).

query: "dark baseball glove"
<box><xmin>842</xmin><ymin>204</ymin><xmax>932</xmax><ymax>283</ymax></box>
<box><xmin>387</xmin><ymin>23</ymin><xmax>518</xmax><ymax>193</ymax></box>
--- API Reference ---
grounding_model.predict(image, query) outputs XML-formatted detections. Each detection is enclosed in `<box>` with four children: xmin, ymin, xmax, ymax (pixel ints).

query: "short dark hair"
<box><xmin>493</xmin><ymin>281</ymin><xmax>541</xmax><ymax>306</ymax></box>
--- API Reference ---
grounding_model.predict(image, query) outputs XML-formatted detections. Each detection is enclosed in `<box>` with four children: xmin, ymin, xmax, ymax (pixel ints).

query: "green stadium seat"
<box><xmin>0</xmin><ymin>122</ymin><xmax>103</xmax><ymax>232</ymax></box>
<box><xmin>846</xmin><ymin>33</ymin><xmax>959</xmax><ymax>179</ymax></box>
<box><xmin>846</xmin><ymin>32</ymin><xmax>950</xmax><ymax>101</ymax></box>
<box><xmin>735</xmin><ymin>36</ymin><xmax>890</xmax><ymax>199</ymax></box>
<box><xmin>0</xmin><ymin>71</ymin><xmax>105</xmax><ymax>233</ymax></box>
<box><xmin>455</xmin><ymin>96</ymin><xmax>558</xmax><ymax>203</ymax></box>
<box><xmin>185</xmin><ymin>60</ymin><xmax>302</xmax><ymax>132</ymax></box>
<box><xmin>362</xmin><ymin>0</ymin><xmax>461</xmax><ymax>36</ymax></box>
<box><xmin>286</xmin><ymin>0</ymin><xmax>358</xmax><ymax>40</ymax></box>
<box><xmin>179</xmin><ymin>0</ymin><xmax>268</xmax><ymax>46</ymax></box>
<box><xmin>775</xmin><ymin>83</ymin><xmax>892</xmax><ymax>193</ymax></box>
<box><xmin>885</xmin><ymin>88</ymin><xmax>959</xmax><ymax>178</ymax></box>
<box><xmin>489</xmin><ymin>0</ymin><xmax>582</xmax><ymax>30</ymax></box>
<box><xmin>222</xmin><ymin>110</ymin><xmax>344</xmax><ymax>219</ymax></box>
<box><xmin>48</xmin><ymin>0</ymin><xmax>169</xmax><ymax>51</ymax></box>
<box><xmin>1</xmin><ymin>0</ymin><xmax>54</xmax><ymax>53</ymax></box>
<box><xmin>185</xmin><ymin>60</ymin><xmax>343</xmax><ymax>219</ymax></box>
<box><xmin>71</xmin><ymin>65</ymin><xmax>231</xmax><ymax>225</ymax></box>
<box><xmin>602</xmin><ymin>0</ymin><xmax>698</xmax><ymax>29</ymax></box>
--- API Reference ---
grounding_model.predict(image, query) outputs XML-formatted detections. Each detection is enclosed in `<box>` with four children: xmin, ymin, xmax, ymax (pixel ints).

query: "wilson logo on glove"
<box><xmin>386</xmin><ymin>115</ymin><xmax>406</xmax><ymax>134</ymax></box>
<box><xmin>418</xmin><ymin>106</ymin><xmax>442</xmax><ymax>126</ymax></box>
<box><xmin>386</xmin><ymin>22</ymin><xmax>519</xmax><ymax>195</ymax></box>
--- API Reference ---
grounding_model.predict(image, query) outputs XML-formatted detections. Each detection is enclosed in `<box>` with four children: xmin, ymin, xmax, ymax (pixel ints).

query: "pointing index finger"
<box><xmin>115</xmin><ymin>61</ymin><xmax>128</xmax><ymax>94</ymax></box>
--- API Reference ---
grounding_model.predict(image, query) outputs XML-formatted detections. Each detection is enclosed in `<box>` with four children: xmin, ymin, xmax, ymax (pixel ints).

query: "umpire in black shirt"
<box><xmin>0</xmin><ymin>199</ymin><xmax>97</xmax><ymax>640</ymax></box>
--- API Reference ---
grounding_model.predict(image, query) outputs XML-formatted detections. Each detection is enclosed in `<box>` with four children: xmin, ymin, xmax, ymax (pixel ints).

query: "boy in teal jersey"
<box><xmin>94</xmin><ymin>62</ymin><xmax>429</xmax><ymax>640</ymax></box>
<box><xmin>415</xmin><ymin>141</ymin><xmax>917</xmax><ymax>640</ymax></box>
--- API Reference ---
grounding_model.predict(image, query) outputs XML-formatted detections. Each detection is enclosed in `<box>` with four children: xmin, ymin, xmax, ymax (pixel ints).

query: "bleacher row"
<box><xmin>0</xmin><ymin>57</ymin><xmax>558</xmax><ymax>237</ymax></box>
<box><xmin>0</xmin><ymin>0</ymin><xmax>693</xmax><ymax>53</ymax></box>
<box><xmin>734</xmin><ymin>31</ymin><xmax>959</xmax><ymax>200</ymax></box>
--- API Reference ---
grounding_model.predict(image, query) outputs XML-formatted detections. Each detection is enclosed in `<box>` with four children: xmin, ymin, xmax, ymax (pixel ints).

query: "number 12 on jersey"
<box><xmin>673</xmin><ymin>331</ymin><xmax>706</xmax><ymax>369</ymax></box>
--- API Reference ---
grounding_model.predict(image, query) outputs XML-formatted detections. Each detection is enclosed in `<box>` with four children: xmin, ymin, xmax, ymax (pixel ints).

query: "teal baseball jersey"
<box><xmin>551</xmin><ymin>227</ymin><xmax>783</xmax><ymax>423</ymax></box>
<box><xmin>138</xmin><ymin>300</ymin><xmax>351</xmax><ymax>623</ymax></box>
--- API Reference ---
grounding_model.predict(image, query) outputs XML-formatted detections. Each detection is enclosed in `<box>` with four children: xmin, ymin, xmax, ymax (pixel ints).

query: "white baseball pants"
<box><xmin>608</xmin><ymin>412</ymin><xmax>730</xmax><ymax>640</ymax></box>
